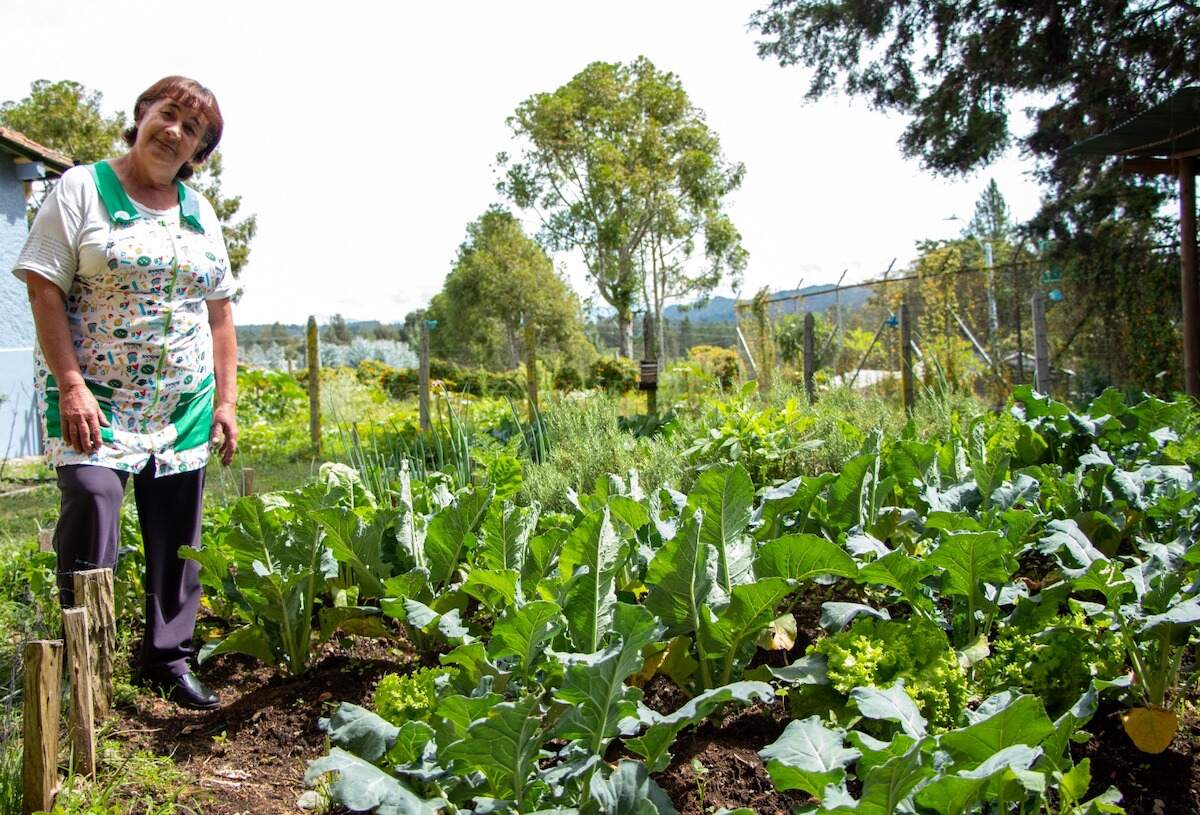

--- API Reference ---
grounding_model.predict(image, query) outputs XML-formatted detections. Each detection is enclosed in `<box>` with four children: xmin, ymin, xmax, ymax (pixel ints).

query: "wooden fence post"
<box><xmin>22</xmin><ymin>640</ymin><xmax>62</xmax><ymax>814</ymax></box>
<box><xmin>1032</xmin><ymin>292</ymin><xmax>1051</xmax><ymax>394</ymax></box>
<box><xmin>306</xmin><ymin>316</ymin><xmax>321</xmax><ymax>455</ymax></box>
<box><xmin>803</xmin><ymin>312</ymin><xmax>816</xmax><ymax>404</ymax></box>
<box><xmin>37</xmin><ymin>529</ymin><xmax>54</xmax><ymax>553</ymax></box>
<box><xmin>419</xmin><ymin>319</ymin><xmax>431</xmax><ymax>433</ymax></box>
<box><xmin>73</xmin><ymin>568</ymin><xmax>115</xmax><ymax>720</ymax></box>
<box><xmin>62</xmin><ymin>608</ymin><xmax>96</xmax><ymax>780</ymax></box>
<box><xmin>240</xmin><ymin>467</ymin><xmax>255</xmax><ymax>497</ymax></box>
<box><xmin>900</xmin><ymin>301</ymin><xmax>914</xmax><ymax>415</ymax></box>
<box><xmin>642</xmin><ymin>311</ymin><xmax>657</xmax><ymax>415</ymax></box>
<box><xmin>525</xmin><ymin>321</ymin><xmax>539</xmax><ymax>418</ymax></box>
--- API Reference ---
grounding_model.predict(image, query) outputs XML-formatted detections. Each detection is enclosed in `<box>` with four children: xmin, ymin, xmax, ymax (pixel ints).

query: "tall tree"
<box><xmin>429</xmin><ymin>208</ymin><xmax>586</xmax><ymax>370</ymax></box>
<box><xmin>0</xmin><ymin>79</ymin><xmax>123</xmax><ymax>164</ymax></box>
<box><xmin>499</xmin><ymin>57</ymin><xmax>745</xmax><ymax>357</ymax></box>
<box><xmin>186</xmin><ymin>150</ymin><xmax>258</xmax><ymax>281</ymax></box>
<box><xmin>968</xmin><ymin>178</ymin><xmax>1012</xmax><ymax>246</ymax></box>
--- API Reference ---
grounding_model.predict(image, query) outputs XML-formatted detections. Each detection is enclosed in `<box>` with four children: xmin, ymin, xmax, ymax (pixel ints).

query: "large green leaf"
<box><xmin>559</xmin><ymin>508</ymin><xmax>622</xmax><ymax>653</ymax></box>
<box><xmin>489</xmin><ymin>600</ymin><xmax>565</xmax><ymax>675</ymax></box>
<box><xmin>626</xmin><ymin>681</ymin><xmax>773</xmax><ymax>772</ymax></box>
<box><xmin>425</xmin><ymin>485</ymin><xmax>494</xmax><ymax>587</ymax></box>
<box><xmin>686</xmin><ymin>464</ymin><xmax>754</xmax><ymax>593</ymax></box>
<box><xmin>645</xmin><ymin>512</ymin><xmax>716</xmax><ymax>636</ymax></box>
<box><xmin>462</xmin><ymin>568</ymin><xmax>522</xmax><ymax>613</ymax></box>
<box><xmin>754</xmin><ymin>533</ymin><xmax>858</xmax><ymax>582</ymax></box>
<box><xmin>315</xmin><ymin>506</ymin><xmax>394</xmax><ymax>599</ymax></box>
<box><xmin>305</xmin><ymin>748</ymin><xmax>444</xmax><ymax>815</ymax></box>
<box><xmin>753</xmin><ymin>473</ymin><xmax>838</xmax><ymax>540</ymax></box>
<box><xmin>586</xmin><ymin>760</ymin><xmax>677</xmax><ymax>815</ymax></box>
<box><xmin>825</xmin><ymin>451</ymin><xmax>879</xmax><ymax>534</ymax></box>
<box><xmin>479</xmin><ymin>502</ymin><xmax>539</xmax><ymax>573</ymax></box>
<box><xmin>443</xmin><ymin>695</ymin><xmax>545</xmax><ymax>805</ymax></box>
<box><xmin>914</xmin><ymin>744</ymin><xmax>1042</xmax><ymax>815</ymax></box>
<box><xmin>197</xmin><ymin>623</ymin><xmax>276</xmax><ymax>667</ymax></box>
<box><xmin>857</xmin><ymin>550</ymin><xmax>936</xmax><ymax>616</ymax></box>
<box><xmin>554</xmin><ymin>604</ymin><xmax>663</xmax><ymax>753</ymax></box>
<box><xmin>1037</xmin><ymin>520</ymin><xmax>1107</xmax><ymax>578</ymax></box>
<box><xmin>926</xmin><ymin>531</ymin><xmax>1014</xmax><ymax>617</ymax></box>
<box><xmin>850</xmin><ymin>680</ymin><xmax>928</xmax><ymax>738</ymax></box>
<box><xmin>698</xmin><ymin>577</ymin><xmax>794</xmax><ymax>686</ymax></box>
<box><xmin>758</xmin><ymin>715</ymin><xmax>860</xmax><ymax>797</ymax></box>
<box><xmin>939</xmin><ymin>694</ymin><xmax>1054</xmax><ymax>769</ymax></box>
<box><xmin>823</xmin><ymin>741</ymin><xmax>934</xmax><ymax>815</ymax></box>
<box><xmin>321</xmin><ymin>703</ymin><xmax>398</xmax><ymax>763</ymax></box>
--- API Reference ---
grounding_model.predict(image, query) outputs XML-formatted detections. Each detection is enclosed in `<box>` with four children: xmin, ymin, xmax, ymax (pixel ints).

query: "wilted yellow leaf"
<box><xmin>1121</xmin><ymin>706</ymin><xmax>1178</xmax><ymax>754</ymax></box>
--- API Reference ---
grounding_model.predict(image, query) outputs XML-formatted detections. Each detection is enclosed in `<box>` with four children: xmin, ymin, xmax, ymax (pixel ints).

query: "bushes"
<box><xmin>688</xmin><ymin>344</ymin><xmax>740</xmax><ymax>389</ymax></box>
<box><xmin>374</xmin><ymin>360</ymin><xmax>524</xmax><ymax>399</ymax></box>
<box><xmin>588</xmin><ymin>357</ymin><xmax>638</xmax><ymax>393</ymax></box>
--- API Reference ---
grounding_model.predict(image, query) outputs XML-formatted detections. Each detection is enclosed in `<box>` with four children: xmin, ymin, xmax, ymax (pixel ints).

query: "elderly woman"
<box><xmin>12</xmin><ymin>76</ymin><xmax>237</xmax><ymax>709</ymax></box>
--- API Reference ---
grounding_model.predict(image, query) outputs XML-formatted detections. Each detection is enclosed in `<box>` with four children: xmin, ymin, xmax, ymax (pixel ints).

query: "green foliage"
<box><xmin>810</xmin><ymin>617</ymin><xmax>970</xmax><ymax>731</ymax></box>
<box><xmin>980</xmin><ymin>609</ymin><xmax>1124</xmax><ymax>717</ymax></box>
<box><xmin>687</xmin><ymin>344</ymin><xmax>740</xmax><ymax>389</ymax></box>
<box><xmin>374</xmin><ymin>668</ymin><xmax>450</xmax><ymax>725</ymax></box>
<box><xmin>0</xmin><ymin>79</ymin><xmax>123</xmax><ymax>164</ymax></box>
<box><xmin>588</xmin><ymin>356</ymin><xmax>638</xmax><ymax>393</ymax></box>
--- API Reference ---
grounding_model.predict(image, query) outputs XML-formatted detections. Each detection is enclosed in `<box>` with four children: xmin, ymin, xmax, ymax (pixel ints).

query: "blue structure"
<box><xmin>0</xmin><ymin>128</ymin><xmax>72</xmax><ymax>460</ymax></box>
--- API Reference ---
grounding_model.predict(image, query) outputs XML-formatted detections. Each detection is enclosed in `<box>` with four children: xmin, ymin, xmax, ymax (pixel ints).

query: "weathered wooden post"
<box><xmin>22</xmin><ymin>640</ymin><xmax>62</xmax><ymax>814</ymax></box>
<box><xmin>62</xmin><ymin>608</ymin><xmax>96</xmax><ymax>779</ymax></box>
<box><xmin>37</xmin><ymin>528</ymin><xmax>53</xmax><ymax>553</ymax></box>
<box><xmin>240</xmin><ymin>467</ymin><xmax>255</xmax><ymax>497</ymax></box>
<box><xmin>900</xmin><ymin>301</ymin><xmax>914</xmax><ymax>415</ymax></box>
<box><xmin>72</xmin><ymin>568</ymin><xmax>115</xmax><ymax>720</ymax></box>
<box><xmin>524</xmin><ymin>321</ymin><xmax>539</xmax><ymax>418</ymax></box>
<box><xmin>1032</xmin><ymin>292</ymin><xmax>1051</xmax><ymax>393</ymax></box>
<box><xmin>641</xmin><ymin>311</ymin><xmax>657</xmax><ymax>414</ymax></box>
<box><xmin>803</xmin><ymin>312</ymin><xmax>816</xmax><ymax>404</ymax></box>
<box><xmin>306</xmin><ymin>316</ymin><xmax>321</xmax><ymax>455</ymax></box>
<box><xmin>419</xmin><ymin>319</ymin><xmax>432</xmax><ymax>432</ymax></box>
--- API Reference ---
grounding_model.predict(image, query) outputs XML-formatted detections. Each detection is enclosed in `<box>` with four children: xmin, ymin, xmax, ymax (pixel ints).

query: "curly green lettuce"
<box><xmin>811</xmin><ymin>617</ymin><xmax>969</xmax><ymax>730</ymax></box>
<box><xmin>374</xmin><ymin>667</ymin><xmax>451</xmax><ymax>724</ymax></box>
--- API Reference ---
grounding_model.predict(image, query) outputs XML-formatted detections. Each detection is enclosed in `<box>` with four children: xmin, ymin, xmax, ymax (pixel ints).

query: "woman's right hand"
<box><xmin>59</xmin><ymin>381</ymin><xmax>109</xmax><ymax>454</ymax></box>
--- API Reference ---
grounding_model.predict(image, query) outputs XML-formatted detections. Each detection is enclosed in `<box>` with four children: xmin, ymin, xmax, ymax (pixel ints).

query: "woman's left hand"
<box><xmin>211</xmin><ymin>402</ymin><xmax>238</xmax><ymax>465</ymax></box>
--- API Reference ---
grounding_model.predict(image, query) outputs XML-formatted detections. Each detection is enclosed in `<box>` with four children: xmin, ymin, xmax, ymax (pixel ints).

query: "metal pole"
<box><xmin>847</xmin><ymin>316</ymin><xmax>890</xmax><ymax>389</ymax></box>
<box><xmin>803</xmin><ymin>312</ymin><xmax>816</xmax><ymax>404</ymax></box>
<box><xmin>1032</xmin><ymin>292</ymin><xmax>1051</xmax><ymax>393</ymax></box>
<box><xmin>1180</xmin><ymin>156</ymin><xmax>1199</xmax><ymax>399</ymax></box>
<box><xmin>900</xmin><ymin>301</ymin><xmax>914</xmax><ymax>414</ymax></box>
<box><xmin>983</xmin><ymin>242</ymin><xmax>1000</xmax><ymax>372</ymax></box>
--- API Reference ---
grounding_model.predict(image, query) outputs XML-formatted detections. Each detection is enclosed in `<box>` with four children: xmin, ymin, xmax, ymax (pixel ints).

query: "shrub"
<box><xmin>588</xmin><ymin>357</ymin><xmax>638</xmax><ymax>393</ymax></box>
<box><xmin>688</xmin><ymin>345</ymin><xmax>740</xmax><ymax>389</ymax></box>
<box><xmin>553</xmin><ymin>365</ymin><xmax>584</xmax><ymax>391</ymax></box>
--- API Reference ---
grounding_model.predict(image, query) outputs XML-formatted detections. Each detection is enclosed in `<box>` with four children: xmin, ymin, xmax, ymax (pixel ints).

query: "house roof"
<box><xmin>1067</xmin><ymin>86</ymin><xmax>1200</xmax><ymax>159</ymax></box>
<box><xmin>0</xmin><ymin>126</ymin><xmax>74</xmax><ymax>174</ymax></box>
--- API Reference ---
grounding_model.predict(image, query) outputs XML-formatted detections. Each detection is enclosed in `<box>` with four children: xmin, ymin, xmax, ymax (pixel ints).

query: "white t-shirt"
<box><xmin>13</xmin><ymin>165</ymin><xmax>236</xmax><ymax>300</ymax></box>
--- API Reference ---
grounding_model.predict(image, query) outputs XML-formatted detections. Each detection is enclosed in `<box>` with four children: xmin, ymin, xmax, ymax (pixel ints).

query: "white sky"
<box><xmin>1</xmin><ymin>0</ymin><xmax>1046</xmax><ymax>326</ymax></box>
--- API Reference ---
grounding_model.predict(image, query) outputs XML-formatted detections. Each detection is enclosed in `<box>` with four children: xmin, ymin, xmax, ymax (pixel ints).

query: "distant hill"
<box><xmin>664</xmin><ymin>284</ymin><xmax>872</xmax><ymax>323</ymax></box>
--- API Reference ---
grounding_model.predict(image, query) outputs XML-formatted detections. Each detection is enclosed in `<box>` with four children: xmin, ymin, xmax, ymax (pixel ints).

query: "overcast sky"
<box><xmin>2</xmin><ymin>0</ymin><xmax>1046</xmax><ymax>325</ymax></box>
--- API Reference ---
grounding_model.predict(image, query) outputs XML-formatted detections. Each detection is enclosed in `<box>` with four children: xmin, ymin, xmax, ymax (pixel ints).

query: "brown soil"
<box><xmin>113</xmin><ymin>636</ymin><xmax>409</xmax><ymax>814</ymax></box>
<box><xmin>652</xmin><ymin>688</ymin><xmax>813</xmax><ymax>815</ymax></box>
<box><xmin>1075</xmin><ymin>701</ymin><xmax>1200</xmax><ymax>814</ymax></box>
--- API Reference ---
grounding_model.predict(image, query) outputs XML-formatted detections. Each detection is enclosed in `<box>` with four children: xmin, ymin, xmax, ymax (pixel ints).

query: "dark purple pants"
<box><xmin>55</xmin><ymin>458</ymin><xmax>204</xmax><ymax>679</ymax></box>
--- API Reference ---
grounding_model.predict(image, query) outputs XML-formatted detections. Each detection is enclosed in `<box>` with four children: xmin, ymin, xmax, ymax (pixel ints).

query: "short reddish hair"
<box><xmin>122</xmin><ymin>76</ymin><xmax>223</xmax><ymax>180</ymax></box>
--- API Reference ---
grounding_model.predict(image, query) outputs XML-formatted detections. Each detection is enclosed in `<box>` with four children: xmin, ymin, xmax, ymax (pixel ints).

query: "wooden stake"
<box><xmin>900</xmin><ymin>301</ymin><xmax>914</xmax><ymax>415</ymax></box>
<box><xmin>306</xmin><ymin>316</ymin><xmax>321</xmax><ymax>455</ymax></box>
<box><xmin>419</xmin><ymin>319</ymin><xmax>431</xmax><ymax>433</ymax></box>
<box><xmin>62</xmin><ymin>608</ymin><xmax>96</xmax><ymax>780</ymax></box>
<box><xmin>643</xmin><ymin>311</ymin><xmax>657</xmax><ymax>415</ymax></box>
<box><xmin>803</xmin><ymin>312</ymin><xmax>816</xmax><ymax>404</ymax></box>
<box><xmin>1032</xmin><ymin>292</ymin><xmax>1051</xmax><ymax>394</ymax></box>
<box><xmin>22</xmin><ymin>640</ymin><xmax>62</xmax><ymax>814</ymax></box>
<box><xmin>240</xmin><ymin>467</ymin><xmax>255</xmax><ymax>497</ymax></box>
<box><xmin>72</xmin><ymin>569</ymin><xmax>115</xmax><ymax>720</ymax></box>
<box><xmin>525</xmin><ymin>320</ymin><xmax>539</xmax><ymax>418</ymax></box>
<box><xmin>1180</xmin><ymin>156</ymin><xmax>1199</xmax><ymax>398</ymax></box>
<box><xmin>37</xmin><ymin>529</ymin><xmax>54</xmax><ymax>553</ymax></box>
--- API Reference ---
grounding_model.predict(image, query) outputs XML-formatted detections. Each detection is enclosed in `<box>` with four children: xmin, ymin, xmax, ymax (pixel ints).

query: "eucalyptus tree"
<box><xmin>499</xmin><ymin>57</ymin><xmax>745</xmax><ymax>357</ymax></box>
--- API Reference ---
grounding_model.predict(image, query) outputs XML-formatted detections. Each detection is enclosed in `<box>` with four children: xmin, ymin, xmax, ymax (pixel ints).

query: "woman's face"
<box><xmin>133</xmin><ymin>96</ymin><xmax>209</xmax><ymax>174</ymax></box>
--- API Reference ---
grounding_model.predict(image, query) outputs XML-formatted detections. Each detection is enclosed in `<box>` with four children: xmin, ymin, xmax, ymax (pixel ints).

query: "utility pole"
<box><xmin>803</xmin><ymin>312</ymin><xmax>816</xmax><ymax>404</ymax></box>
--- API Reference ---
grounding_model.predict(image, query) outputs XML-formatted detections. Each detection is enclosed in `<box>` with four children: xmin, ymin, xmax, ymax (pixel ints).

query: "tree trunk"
<box><xmin>505</xmin><ymin>321</ymin><xmax>521</xmax><ymax>369</ymax></box>
<box><xmin>617</xmin><ymin>311</ymin><xmax>635</xmax><ymax>358</ymax></box>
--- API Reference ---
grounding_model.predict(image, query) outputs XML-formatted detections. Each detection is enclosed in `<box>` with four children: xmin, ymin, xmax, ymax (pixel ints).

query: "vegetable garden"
<box><xmin>3</xmin><ymin>374</ymin><xmax>1199</xmax><ymax>815</ymax></box>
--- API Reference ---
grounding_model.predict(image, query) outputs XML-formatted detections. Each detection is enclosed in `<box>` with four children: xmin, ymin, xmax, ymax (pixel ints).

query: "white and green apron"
<box><xmin>35</xmin><ymin>161</ymin><xmax>230</xmax><ymax>476</ymax></box>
